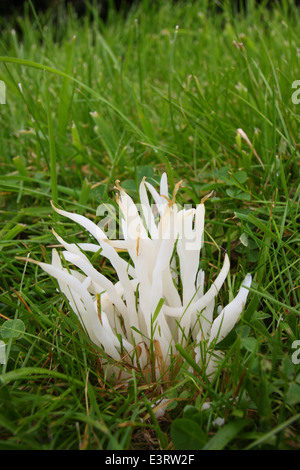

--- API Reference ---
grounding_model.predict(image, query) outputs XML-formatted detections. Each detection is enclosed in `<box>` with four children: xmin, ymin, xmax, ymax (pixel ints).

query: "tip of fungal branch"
<box><xmin>236</xmin><ymin>128</ymin><xmax>265</xmax><ymax>170</ymax></box>
<box><xmin>172</xmin><ymin>180</ymin><xmax>183</xmax><ymax>203</ymax></box>
<box><xmin>50</xmin><ymin>200</ymin><xmax>60</xmax><ymax>213</ymax></box>
<box><xmin>114</xmin><ymin>180</ymin><xmax>122</xmax><ymax>192</ymax></box>
<box><xmin>201</xmin><ymin>190</ymin><xmax>214</xmax><ymax>204</ymax></box>
<box><xmin>114</xmin><ymin>180</ymin><xmax>127</xmax><ymax>197</ymax></box>
<box><xmin>160</xmin><ymin>194</ymin><xmax>173</xmax><ymax>206</ymax></box>
<box><xmin>51</xmin><ymin>228</ymin><xmax>63</xmax><ymax>243</ymax></box>
<box><xmin>15</xmin><ymin>256</ymin><xmax>41</xmax><ymax>266</ymax></box>
<box><xmin>160</xmin><ymin>179</ymin><xmax>183</xmax><ymax>207</ymax></box>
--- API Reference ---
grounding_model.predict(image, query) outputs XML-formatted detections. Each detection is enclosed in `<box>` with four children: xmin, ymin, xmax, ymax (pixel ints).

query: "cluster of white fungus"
<box><xmin>36</xmin><ymin>174</ymin><xmax>251</xmax><ymax>381</ymax></box>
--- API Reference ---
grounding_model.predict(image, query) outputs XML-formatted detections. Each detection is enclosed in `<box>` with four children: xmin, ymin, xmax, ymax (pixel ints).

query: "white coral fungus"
<box><xmin>38</xmin><ymin>173</ymin><xmax>251</xmax><ymax>381</ymax></box>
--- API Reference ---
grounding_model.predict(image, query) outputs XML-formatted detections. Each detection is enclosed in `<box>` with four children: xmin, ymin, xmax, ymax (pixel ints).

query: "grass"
<box><xmin>0</xmin><ymin>0</ymin><xmax>299</xmax><ymax>450</ymax></box>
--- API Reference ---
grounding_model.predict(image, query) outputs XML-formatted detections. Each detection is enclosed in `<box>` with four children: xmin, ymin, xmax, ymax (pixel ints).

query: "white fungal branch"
<box><xmin>36</xmin><ymin>173</ymin><xmax>252</xmax><ymax>381</ymax></box>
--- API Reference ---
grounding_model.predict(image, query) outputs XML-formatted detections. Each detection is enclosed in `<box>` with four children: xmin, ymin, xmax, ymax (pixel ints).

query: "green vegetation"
<box><xmin>0</xmin><ymin>0</ymin><xmax>299</xmax><ymax>450</ymax></box>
